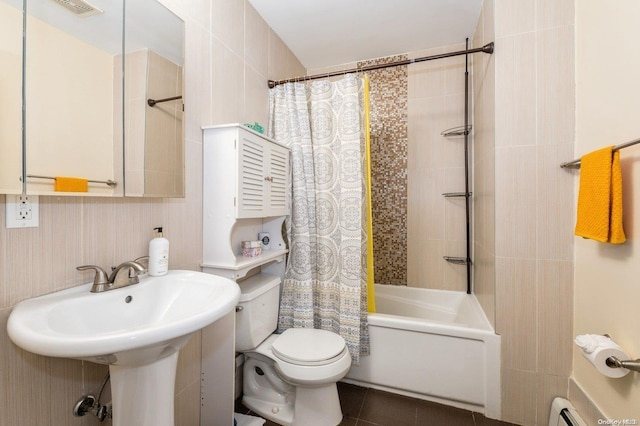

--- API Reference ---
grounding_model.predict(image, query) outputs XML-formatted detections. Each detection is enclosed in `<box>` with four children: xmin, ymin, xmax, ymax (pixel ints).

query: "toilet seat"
<box><xmin>272</xmin><ymin>328</ymin><xmax>347</xmax><ymax>366</ymax></box>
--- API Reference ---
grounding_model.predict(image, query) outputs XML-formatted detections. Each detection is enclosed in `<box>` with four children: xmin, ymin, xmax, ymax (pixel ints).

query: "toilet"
<box><xmin>236</xmin><ymin>274</ymin><xmax>351</xmax><ymax>426</ymax></box>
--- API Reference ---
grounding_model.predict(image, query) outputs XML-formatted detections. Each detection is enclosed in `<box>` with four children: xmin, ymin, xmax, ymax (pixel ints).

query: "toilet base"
<box><xmin>244</xmin><ymin>383</ymin><xmax>342</xmax><ymax>426</ymax></box>
<box><xmin>243</xmin><ymin>395</ymin><xmax>294</xmax><ymax>426</ymax></box>
<box><xmin>293</xmin><ymin>384</ymin><xmax>342</xmax><ymax>426</ymax></box>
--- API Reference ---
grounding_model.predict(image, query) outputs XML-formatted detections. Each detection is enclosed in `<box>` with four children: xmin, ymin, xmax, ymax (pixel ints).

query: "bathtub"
<box><xmin>344</xmin><ymin>284</ymin><xmax>501</xmax><ymax>418</ymax></box>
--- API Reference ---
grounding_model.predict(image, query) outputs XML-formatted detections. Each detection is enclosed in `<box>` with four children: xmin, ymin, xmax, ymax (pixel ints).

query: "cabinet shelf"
<box><xmin>201</xmin><ymin>249</ymin><xmax>288</xmax><ymax>271</ymax></box>
<box><xmin>201</xmin><ymin>249</ymin><xmax>287</xmax><ymax>280</ymax></box>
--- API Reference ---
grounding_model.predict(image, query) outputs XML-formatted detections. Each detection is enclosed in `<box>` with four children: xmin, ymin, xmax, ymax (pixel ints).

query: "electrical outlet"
<box><xmin>5</xmin><ymin>195</ymin><xmax>39</xmax><ymax>228</ymax></box>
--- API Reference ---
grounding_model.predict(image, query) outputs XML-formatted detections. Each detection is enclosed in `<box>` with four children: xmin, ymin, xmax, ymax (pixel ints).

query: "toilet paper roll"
<box><xmin>576</xmin><ymin>335</ymin><xmax>630</xmax><ymax>378</ymax></box>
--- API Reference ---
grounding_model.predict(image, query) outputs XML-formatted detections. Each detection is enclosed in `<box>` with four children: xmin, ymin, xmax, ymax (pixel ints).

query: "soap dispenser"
<box><xmin>149</xmin><ymin>227</ymin><xmax>169</xmax><ymax>276</ymax></box>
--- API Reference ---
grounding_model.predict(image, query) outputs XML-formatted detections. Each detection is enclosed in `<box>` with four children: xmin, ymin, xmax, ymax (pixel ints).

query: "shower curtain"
<box><xmin>268</xmin><ymin>74</ymin><xmax>371</xmax><ymax>364</ymax></box>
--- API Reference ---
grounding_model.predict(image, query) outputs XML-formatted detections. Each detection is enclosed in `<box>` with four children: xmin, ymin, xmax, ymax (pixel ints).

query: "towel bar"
<box><xmin>560</xmin><ymin>137</ymin><xmax>640</xmax><ymax>169</ymax></box>
<box><xmin>27</xmin><ymin>175</ymin><xmax>117</xmax><ymax>187</ymax></box>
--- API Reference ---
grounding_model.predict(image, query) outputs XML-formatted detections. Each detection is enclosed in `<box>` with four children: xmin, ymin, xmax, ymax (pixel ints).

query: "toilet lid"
<box><xmin>272</xmin><ymin>328</ymin><xmax>346</xmax><ymax>366</ymax></box>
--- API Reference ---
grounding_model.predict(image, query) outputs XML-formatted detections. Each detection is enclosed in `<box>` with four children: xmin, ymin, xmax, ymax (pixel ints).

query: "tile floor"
<box><xmin>235</xmin><ymin>382</ymin><xmax>517</xmax><ymax>426</ymax></box>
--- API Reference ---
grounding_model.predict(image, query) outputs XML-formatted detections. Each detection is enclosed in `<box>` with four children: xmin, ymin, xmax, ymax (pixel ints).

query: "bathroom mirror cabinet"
<box><xmin>0</xmin><ymin>0</ymin><xmax>184</xmax><ymax>197</ymax></box>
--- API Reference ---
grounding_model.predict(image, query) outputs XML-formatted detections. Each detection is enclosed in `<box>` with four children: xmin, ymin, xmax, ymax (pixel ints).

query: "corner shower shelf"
<box><xmin>441</xmin><ymin>125</ymin><xmax>472</xmax><ymax>137</ymax></box>
<box><xmin>442</xmin><ymin>192</ymin><xmax>472</xmax><ymax>198</ymax></box>
<box><xmin>443</xmin><ymin>256</ymin><xmax>470</xmax><ymax>265</ymax></box>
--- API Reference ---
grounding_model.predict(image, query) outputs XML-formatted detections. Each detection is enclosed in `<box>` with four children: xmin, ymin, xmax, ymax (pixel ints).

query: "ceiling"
<box><xmin>247</xmin><ymin>0</ymin><xmax>484</xmax><ymax>70</ymax></box>
<box><xmin>3</xmin><ymin>0</ymin><xmax>183</xmax><ymax>64</ymax></box>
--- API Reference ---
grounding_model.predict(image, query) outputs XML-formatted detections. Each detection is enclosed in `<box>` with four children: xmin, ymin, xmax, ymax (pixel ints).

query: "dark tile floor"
<box><xmin>235</xmin><ymin>382</ymin><xmax>517</xmax><ymax>426</ymax></box>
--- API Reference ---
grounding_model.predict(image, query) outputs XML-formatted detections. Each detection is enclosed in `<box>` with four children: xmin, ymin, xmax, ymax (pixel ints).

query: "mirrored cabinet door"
<box><xmin>124</xmin><ymin>0</ymin><xmax>184</xmax><ymax>197</ymax></box>
<box><xmin>0</xmin><ymin>0</ymin><xmax>25</xmax><ymax>194</ymax></box>
<box><xmin>25</xmin><ymin>0</ymin><xmax>124</xmax><ymax>196</ymax></box>
<box><xmin>0</xmin><ymin>0</ymin><xmax>184</xmax><ymax>197</ymax></box>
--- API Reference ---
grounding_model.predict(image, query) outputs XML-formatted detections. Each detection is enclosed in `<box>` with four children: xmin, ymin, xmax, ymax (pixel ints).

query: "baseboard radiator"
<box><xmin>549</xmin><ymin>398</ymin><xmax>587</xmax><ymax>426</ymax></box>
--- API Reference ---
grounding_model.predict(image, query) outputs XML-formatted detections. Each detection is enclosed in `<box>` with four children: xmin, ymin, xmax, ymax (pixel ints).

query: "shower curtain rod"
<box><xmin>268</xmin><ymin>42</ymin><xmax>494</xmax><ymax>88</ymax></box>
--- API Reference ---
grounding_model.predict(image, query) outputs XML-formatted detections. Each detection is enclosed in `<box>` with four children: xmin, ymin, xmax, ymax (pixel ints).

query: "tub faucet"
<box><xmin>77</xmin><ymin>260</ymin><xmax>146</xmax><ymax>293</ymax></box>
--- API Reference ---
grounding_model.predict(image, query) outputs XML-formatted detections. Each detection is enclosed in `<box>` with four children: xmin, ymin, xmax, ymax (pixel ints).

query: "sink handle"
<box><xmin>76</xmin><ymin>265</ymin><xmax>109</xmax><ymax>290</ymax></box>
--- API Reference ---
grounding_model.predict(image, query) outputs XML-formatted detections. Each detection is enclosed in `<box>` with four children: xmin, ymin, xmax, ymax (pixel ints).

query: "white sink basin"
<box><xmin>7</xmin><ymin>269</ymin><xmax>240</xmax><ymax>426</ymax></box>
<box><xmin>7</xmin><ymin>269</ymin><xmax>240</xmax><ymax>364</ymax></box>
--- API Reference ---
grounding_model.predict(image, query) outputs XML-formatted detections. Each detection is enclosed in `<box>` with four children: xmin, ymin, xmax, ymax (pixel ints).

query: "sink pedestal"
<box><xmin>110</xmin><ymin>351</ymin><xmax>179</xmax><ymax>426</ymax></box>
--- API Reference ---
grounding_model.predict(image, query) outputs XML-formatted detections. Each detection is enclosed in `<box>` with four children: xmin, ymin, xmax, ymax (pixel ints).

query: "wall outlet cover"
<box><xmin>5</xmin><ymin>195</ymin><xmax>39</xmax><ymax>228</ymax></box>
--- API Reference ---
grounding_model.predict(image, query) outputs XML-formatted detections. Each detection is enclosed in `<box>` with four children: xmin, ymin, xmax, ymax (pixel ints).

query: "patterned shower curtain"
<box><xmin>268</xmin><ymin>74</ymin><xmax>369</xmax><ymax>364</ymax></box>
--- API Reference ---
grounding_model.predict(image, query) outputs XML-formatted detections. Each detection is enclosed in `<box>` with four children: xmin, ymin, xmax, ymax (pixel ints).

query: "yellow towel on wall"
<box><xmin>54</xmin><ymin>176</ymin><xmax>88</xmax><ymax>192</ymax></box>
<box><xmin>574</xmin><ymin>146</ymin><xmax>625</xmax><ymax>244</ymax></box>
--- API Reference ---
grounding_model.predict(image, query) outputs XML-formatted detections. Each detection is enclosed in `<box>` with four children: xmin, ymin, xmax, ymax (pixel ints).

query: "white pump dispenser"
<box><xmin>148</xmin><ymin>227</ymin><xmax>169</xmax><ymax>276</ymax></box>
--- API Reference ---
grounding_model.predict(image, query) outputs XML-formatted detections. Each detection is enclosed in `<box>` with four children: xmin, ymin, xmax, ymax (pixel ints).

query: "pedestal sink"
<box><xmin>7</xmin><ymin>270</ymin><xmax>240</xmax><ymax>426</ymax></box>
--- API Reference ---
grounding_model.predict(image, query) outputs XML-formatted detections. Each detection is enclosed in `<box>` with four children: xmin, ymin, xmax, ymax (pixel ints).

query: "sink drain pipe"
<box><xmin>73</xmin><ymin>371</ymin><xmax>112</xmax><ymax>421</ymax></box>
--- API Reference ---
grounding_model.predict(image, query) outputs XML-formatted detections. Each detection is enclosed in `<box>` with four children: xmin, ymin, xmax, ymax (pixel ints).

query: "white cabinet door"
<box><xmin>237</xmin><ymin>129</ymin><xmax>289</xmax><ymax>218</ymax></box>
<box><xmin>265</xmin><ymin>142</ymin><xmax>289</xmax><ymax>217</ymax></box>
<box><xmin>237</xmin><ymin>131</ymin><xmax>266</xmax><ymax>218</ymax></box>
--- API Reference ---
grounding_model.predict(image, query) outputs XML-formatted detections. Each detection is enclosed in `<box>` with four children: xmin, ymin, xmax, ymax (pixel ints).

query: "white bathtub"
<box><xmin>344</xmin><ymin>284</ymin><xmax>501</xmax><ymax>418</ymax></box>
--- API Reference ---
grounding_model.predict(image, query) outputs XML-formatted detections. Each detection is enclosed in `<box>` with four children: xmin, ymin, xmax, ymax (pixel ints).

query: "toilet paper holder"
<box><xmin>603</xmin><ymin>334</ymin><xmax>640</xmax><ymax>373</ymax></box>
<box><xmin>606</xmin><ymin>356</ymin><xmax>640</xmax><ymax>372</ymax></box>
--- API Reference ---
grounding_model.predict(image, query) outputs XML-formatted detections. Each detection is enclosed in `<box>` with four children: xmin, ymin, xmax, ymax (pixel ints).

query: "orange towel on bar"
<box><xmin>574</xmin><ymin>146</ymin><xmax>625</xmax><ymax>244</ymax></box>
<box><xmin>54</xmin><ymin>176</ymin><xmax>88</xmax><ymax>192</ymax></box>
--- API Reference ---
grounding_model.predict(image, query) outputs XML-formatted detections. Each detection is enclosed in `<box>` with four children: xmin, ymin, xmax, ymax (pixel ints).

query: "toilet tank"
<box><xmin>235</xmin><ymin>273</ymin><xmax>281</xmax><ymax>351</ymax></box>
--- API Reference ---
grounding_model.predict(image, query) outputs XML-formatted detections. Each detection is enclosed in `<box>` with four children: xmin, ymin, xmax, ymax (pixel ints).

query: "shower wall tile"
<box><xmin>415</xmin><ymin>240</ymin><xmax>446</xmax><ymax>289</ymax></box>
<box><xmin>184</xmin><ymin>22</ymin><xmax>213</xmax><ymax>142</ymax></box>
<box><xmin>416</xmin><ymin>168</ymin><xmax>445</xmax><ymax>240</ymax></box>
<box><xmin>473</xmin><ymin>1</ymin><xmax>496</xmax><ymax>326</ymax></box>
<box><xmin>244</xmin><ymin>64</ymin><xmax>269</xmax><ymax>125</ymax></box>
<box><xmin>212</xmin><ymin>38</ymin><xmax>245</xmax><ymax>124</ymax></box>
<box><xmin>495</xmin><ymin>32</ymin><xmax>536</xmax><ymax>148</ymax></box>
<box><xmin>490</xmin><ymin>0</ymin><xmax>576</xmax><ymax>421</ymax></box>
<box><xmin>175</xmin><ymin>380</ymin><xmax>201</xmax><ymax>426</ymax></box>
<box><xmin>537</xmin><ymin>26</ymin><xmax>575</xmax><ymax>146</ymax></box>
<box><xmin>408</xmin><ymin>46</ymin><xmax>448</xmax><ymax>99</ymax></box>
<box><xmin>361</xmin><ymin>55</ymin><xmax>408</xmax><ymax>286</ymax></box>
<box><xmin>444</xmin><ymin>240</ymin><xmax>468</xmax><ymax>291</ymax></box>
<box><xmin>165</xmin><ymin>140</ymin><xmax>203</xmax><ymax>272</ymax></box>
<box><xmin>268</xmin><ymin>29</ymin><xmax>306</xmax><ymax>82</ymax></box>
<box><xmin>495</xmin><ymin>257</ymin><xmax>537</xmax><ymax>371</ymax></box>
<box><xmin>176</xmin><ymin>330</ymin><xmax>202</xmax><ymax>393</ymax></box>
<box><xmin>211</xmin><ymin>0</ymin><xmax>244</xmax><ymax>58</ymax></box>
<box><xmin>537</xmin><ymin>374</ymin><xmax>569</xmax><ymax>426</ymax></box>
<box><xmin>536</xmin><ymin>144</ymin><xmax>575</xmax><ymax>261</ymax></box>
<box><xmin>495</xmin><ymin>146</ymin><xmax>537</xmax><ymax>259</ymax></box>
<box><xmin>4</xmin><ymin>226</ymin><xmax>39</xmax><ymax>307</ymax></box>
<box><xmin>484</xmin><ymin>0</ymin><xmax>496</xmax><ymax>41</ymax></box>
<box><xmin>407</xmin><ymin>44</ymin><xmax>468</xmax><ymax>290</ymax></box>
<box><xmin>442</xmin><ymin>94</ymin><xmax>468</xmax><ymax>167</ymax></box>
<box><xmin>473</xmin><ymin>243</ymin><xmax>496</xmax><ymax>328</ymax></box>
<box><xmin>307</xmin><ymin>62</ymin><xmax>358</xmax><ymax>78</ymax></box>
<box><xmin>407</xmin><ymin>98</ymin><xmax>445</xmax><ymax>169</ymax></box>
<box><xmin>537</xmin><ymin>260</ymin><xmax>573</xmax><ymax>376</ymax></box>
<box><xmin>36</xmin><ymin>197</ymin><xmax>83</xmax><ymax>294</ymax></box>
<box><xmin>501</xmin><ymin>368</ymin><xmax>538</xmax><ymax>425</ymax></box>
<box><xmin>0</xmin><ymin>308</ymin><xmax>84</xmax><ymax>426</ymax></box>
<box><xmin>443</xmin><ymin>44</ymin><xmax>468</xmax><ymax>96</ymax></box>
<box><xmin>536</xmin><ymin>0</ymin><xmax>574</xmax><ymax>30</ymax></box>
<box><xmin>494</xmin><ymin>0</ymin><xmax>535</xmax><ymax>38</ymax></box>
<box><xmin>244</xmin><ymin>2</ymin><xmax>269</xmax><ymax>77</ymax></box>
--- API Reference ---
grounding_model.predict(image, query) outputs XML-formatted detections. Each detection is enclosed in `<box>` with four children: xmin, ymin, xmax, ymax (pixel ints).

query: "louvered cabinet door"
<box><xmin>265</xmin><ymin>143</ymin><xmax>289</xmax><ymax>217</ymax></box>
<box><xmin>237</xmin><ymin>132</ymin><xmax>266</xmax><ymax>218</ymax></box>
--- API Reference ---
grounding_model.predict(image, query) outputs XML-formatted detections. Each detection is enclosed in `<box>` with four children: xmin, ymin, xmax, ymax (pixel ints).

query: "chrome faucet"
<box><xmin>77</xmin><ymin>260</ymin><xmax>146</xmax><ymax>293</ymax></box>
